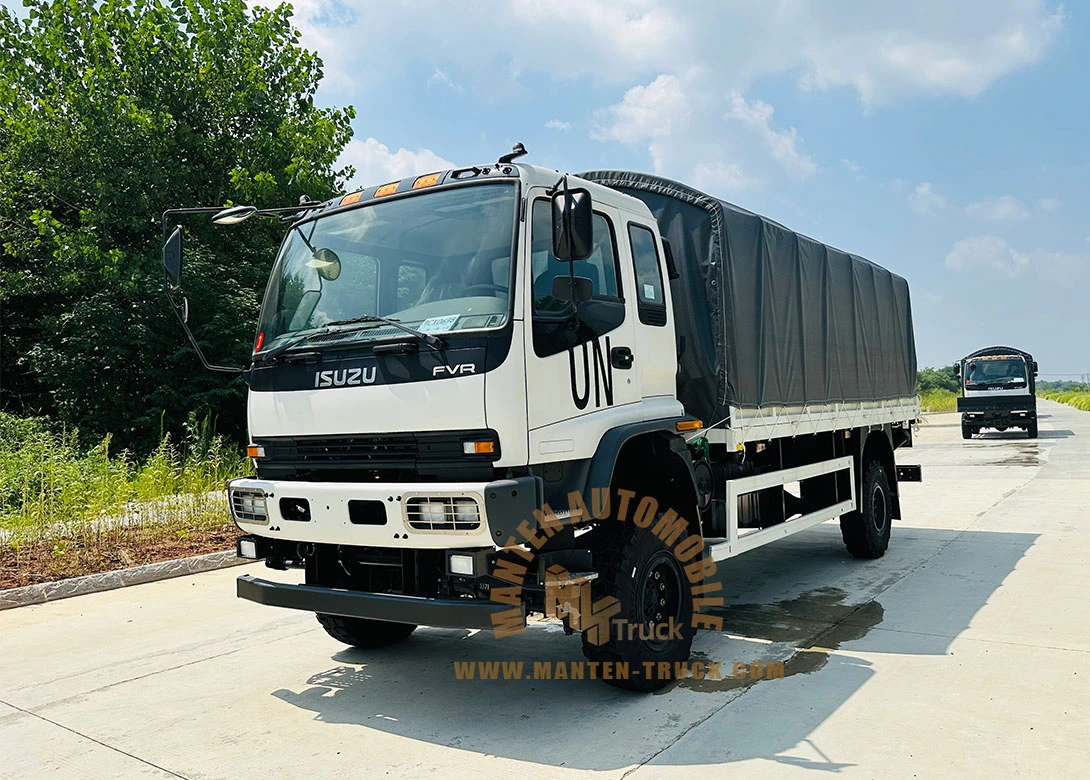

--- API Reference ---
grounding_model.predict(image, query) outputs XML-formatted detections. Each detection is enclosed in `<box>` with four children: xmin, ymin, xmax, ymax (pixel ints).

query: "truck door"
<box><xmin>524</xmin><ymin>192</ymin><xmax>639</xmax><ymax>457</ymax></box>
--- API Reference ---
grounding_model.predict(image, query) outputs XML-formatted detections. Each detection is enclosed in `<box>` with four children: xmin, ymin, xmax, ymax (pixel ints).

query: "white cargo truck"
<box><xmin>162</xmin><ymin>145</ymin><xmax>922</xmax><ymax>690</ymax></box>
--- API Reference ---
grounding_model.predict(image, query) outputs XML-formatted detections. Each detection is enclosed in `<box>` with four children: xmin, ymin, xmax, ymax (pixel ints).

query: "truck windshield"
<box><xmin>256</xmin><ymin>182</ymin><xmax>517</xmax><ymax>353</ymax></box>
<box><xmin>966</xmin><ymin>358</ymin><xmax>1027</xmax><ymax>387</ymax></box>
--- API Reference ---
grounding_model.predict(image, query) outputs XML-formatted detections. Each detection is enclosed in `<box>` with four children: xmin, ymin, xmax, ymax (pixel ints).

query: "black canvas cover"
<box><xmin>580</xmin><ymin>171</ymin><xmax>918</xmax><ymax>424</ymax></box>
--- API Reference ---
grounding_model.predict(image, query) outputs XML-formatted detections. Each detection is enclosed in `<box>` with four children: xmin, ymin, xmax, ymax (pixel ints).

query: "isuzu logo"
<box><xmin>313</xmin><ymin>367</ymin><xmax>377</xmax><ymax>388</ymax></box>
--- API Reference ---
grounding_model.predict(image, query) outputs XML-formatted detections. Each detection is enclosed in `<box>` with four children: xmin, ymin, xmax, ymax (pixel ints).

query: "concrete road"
<box><xmin>2</xmin><ymin>401</ymin><xmax>1087</xmax><ymax>779</ymax></box>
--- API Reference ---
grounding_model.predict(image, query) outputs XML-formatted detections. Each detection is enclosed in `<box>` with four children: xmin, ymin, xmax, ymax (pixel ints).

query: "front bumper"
<box><xmin>236</xmin><ymin>574</ymin><xmax>522</xmax><ymax>629</ymax></box>
<box><xmin>227</xmin><ymin>475</ymin><xmax>540</xmax><ymax>550</ymax></box>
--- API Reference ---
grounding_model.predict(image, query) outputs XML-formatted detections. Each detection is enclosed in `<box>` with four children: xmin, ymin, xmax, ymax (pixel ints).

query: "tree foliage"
<box><xmin>0</xmin><ymin>0</ymin><xmax>354</xmax><ymax>451</ymax></box>
<box><xmin>917</xmin><ymin>365</ymin><xmax>960</xmax><ymax>395</ymax></box>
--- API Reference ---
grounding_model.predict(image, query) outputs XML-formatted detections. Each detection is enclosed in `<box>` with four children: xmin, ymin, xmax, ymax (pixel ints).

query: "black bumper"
<box><xmin>957</xmin><ymin>396</ymin><xmax>1036</xmax><ymax>414</ymax></box>
<box><xmin>236</xmin><ymin>574</ymin><xmax>523</xmax><ymax>630</ymax></box>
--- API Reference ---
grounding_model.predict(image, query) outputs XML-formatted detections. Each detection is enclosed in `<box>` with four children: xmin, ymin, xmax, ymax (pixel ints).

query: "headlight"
<box><xmin>231</xmin><ymin>488</ymin><xmax>268</xmax><ymax>523</ymax></box>
<box><xmin>405</xmin><ymin>496</ymin><xmax>482</xmax><ymax>531</ymax></box>
<box><xmin>453</xmin><ymin>498</ymin><xmax>480</xmax><ymax>527</ymax></box>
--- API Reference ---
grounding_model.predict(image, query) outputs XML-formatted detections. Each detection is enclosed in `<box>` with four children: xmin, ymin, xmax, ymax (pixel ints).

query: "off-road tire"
<box><xmin>581</xmin><ymin>520</ymin><xmax>697</xmax><ymax>692</ymax></box>
<box><xmin>315</xmin><ymin>613</ymin><xmax>417</xmax><ymax>648</ymax></box>
<box><xmin>840</xmin><ymin>460</ymin><xmax>892</xmax><ymax>559</ymax></box>
<box><xmin>1026</xmin><ymin>420</ymin><xmax>1038</xmax><ymax>439</ymax></box>
<box><xmin>961</xmin><ymin>420</ymin><xmax>973</xmax><ymax>439</ymax></box>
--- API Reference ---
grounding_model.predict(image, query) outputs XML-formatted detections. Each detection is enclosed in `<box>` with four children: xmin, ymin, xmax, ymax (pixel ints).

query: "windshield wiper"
<box><xmin>324</xmin><ymin>315</ymin><xmax>445</xmax><ymax>350</ymax></box>
<box><xmin>256</xmin><ymin>315</ymin><xmax>444</xmax><ymax>364</ymax></box>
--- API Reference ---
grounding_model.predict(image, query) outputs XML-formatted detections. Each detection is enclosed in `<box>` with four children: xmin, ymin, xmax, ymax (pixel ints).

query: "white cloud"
<box><xmin>269</xmin><ymin>1</ymin><xmax>1064</xmax><ymax>196</ymax></box>
<box><xmin>943</xmin><ymin>235</ymin><xmax>1087</xmax><ymax>279</ymax></box>
<box><xmin>726</xmin><ymin>92</ymin><xmax>816</xmax><ymax>179</ymax></box>
<box><xmin>965</xmin><ymin>195</ymin><xmax>1030</xmax><ymax>221</ymax></box>
<box><xmin>945</xmin><ymin>235</ymin><xmax>1028</xmax><ymax>277</ymax></box>
<box><xmin>545</xmin><ymin>119</ymin><xmax>572</xmax><ymax>131</ymax></box>
<box><xmin>909</xmin><ymin>182</ymin><xmax>947</xmax><ymax>215</ymax></box>
<box><xmin>273</xmin><ymin>1</ymin><xmax>1064</xmax><ymax>106</ymax></box>
<box><xmin>591</xmin><ymin>75</ymin><xmax>690</xmax><ymax>145</ymax></box>
<box><xmin>690</xmin><ymin>161</ymin><xmax>758</xmax><ymax>194</ymax></box>
<box><xmin>427</xmin><ymin>68</ymin><xmax>463</xmax><ymax>93</ymax></box>
<box><xmin>338</xmin><ymin>137</ymin><xmax>455</xmax><ymax>190</ymax></box>
<box><xmin>1040</xmin><ymin>197</ymin><xmax>1061</xmax><ymax>212</ymax></box>
<box><xmin>842</xmin><ymin>159</ymin><xmax>862</xmax><ymax>175</ymax></box>
<box><xmin>791</xmin><ymin>4</ymin><xmax>1063</xmax><ymax>106</ymax></box>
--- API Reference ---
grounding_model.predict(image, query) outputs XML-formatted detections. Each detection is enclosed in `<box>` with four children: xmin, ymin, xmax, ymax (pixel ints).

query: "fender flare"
<box><xmin>581</xmin><ymin>417</ymin><xmax>700</xmax><ymax>517</ymax></box>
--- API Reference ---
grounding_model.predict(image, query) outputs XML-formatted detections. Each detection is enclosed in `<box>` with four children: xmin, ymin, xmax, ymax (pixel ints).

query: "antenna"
<box><xmin>498</xmin><ymin>142</ymin><xmax>528</xmax><ymax>164</ymax></box>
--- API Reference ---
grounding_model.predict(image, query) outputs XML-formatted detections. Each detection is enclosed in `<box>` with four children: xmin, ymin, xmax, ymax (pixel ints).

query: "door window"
<box><xmin>627</xmin><ymin>223</ymin><xmax>667</xmax><ymax>326</ymax></box>
<box><xmin>530</xmin><ymin>199</ymin><xmax>625</xmax><ymax>357</ymax></box>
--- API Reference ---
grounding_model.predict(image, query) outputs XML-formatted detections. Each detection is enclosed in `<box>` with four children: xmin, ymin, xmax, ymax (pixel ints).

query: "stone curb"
<box><xmin>0</xmin><ymin>550</ymin><xmax>251</xmax><ymax>611</ymax></box>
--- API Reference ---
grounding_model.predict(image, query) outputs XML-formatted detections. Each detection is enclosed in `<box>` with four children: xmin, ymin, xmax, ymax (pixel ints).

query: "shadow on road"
<box><xmin>271</xmin><ymin>527</ymin><xmax>1036</xmax><ymax>771</ymax></box>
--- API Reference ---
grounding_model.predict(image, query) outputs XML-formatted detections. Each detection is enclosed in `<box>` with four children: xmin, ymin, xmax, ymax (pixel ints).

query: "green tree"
<box><xmin>917</xmin><ymin>365</ymin><xmax>961</xmax><ymax>394</ymax></box>
<box><xmin>0</xmin><ymin>0</ymin><xmax>354</xmax><ymax>451</ymax></box>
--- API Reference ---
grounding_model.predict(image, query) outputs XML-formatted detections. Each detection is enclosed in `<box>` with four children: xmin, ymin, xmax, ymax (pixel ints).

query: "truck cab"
<box><xmin>956</xmin><ymin>347</ymin><xmax>1038</xmax><ymax>438</ymax></box>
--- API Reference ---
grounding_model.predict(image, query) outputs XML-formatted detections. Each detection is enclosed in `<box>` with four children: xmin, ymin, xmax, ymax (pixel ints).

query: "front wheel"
<box><xmin>1026</xmin><ymin>420</ymin><xmax>1039</xmax><ymax>439</ymax></box>
<box><xmin>961</xmin><ymin>421</ymin><xmax>973</xmax><ymax>439</ymax></box>
<box><xmin>581</xmin><ymin>521</ymin><xmax>697</xmax><ymax>692</ymax></box>
<box><xmin>840</xmin><ymin>460</ymin><xmax>892</xmax><ymax>559</ymax></box>
<box><xmin>316</xmin><ymin>613</ymin><xmax>417</xmax><ymax>649</ymax></box>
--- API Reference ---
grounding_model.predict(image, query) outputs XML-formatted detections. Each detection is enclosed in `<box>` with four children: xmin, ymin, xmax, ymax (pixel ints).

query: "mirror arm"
<box><xmin>164</xmin><ymin>288</ymin><xmax>246</xmax><ymax>375</ymax></box>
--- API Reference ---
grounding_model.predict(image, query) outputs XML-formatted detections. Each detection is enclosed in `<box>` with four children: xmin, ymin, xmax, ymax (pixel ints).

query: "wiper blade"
<box><xmin>255</xmin><ymin>316</ymin><xmax>443</xmax><ymax>364</ymax></box>
<box><xmin>323</xmin><ymin>315</ymin><xmax>445</xmax><ymax>350</ymax></box>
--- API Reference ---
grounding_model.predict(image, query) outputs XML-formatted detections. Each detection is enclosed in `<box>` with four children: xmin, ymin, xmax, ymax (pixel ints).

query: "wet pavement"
<box><xmin>1</xmin><ymin>400</ymin><xmax>1087</xmax><ymax>779</ymax></box>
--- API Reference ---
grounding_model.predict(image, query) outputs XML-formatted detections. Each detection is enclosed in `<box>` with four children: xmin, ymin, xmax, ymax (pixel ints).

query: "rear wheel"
<box><xmin>961</xmin><ymin>420</ymin><xmax>973</xmax><ymax>439</ymax></box>
<box><xmin>316</xmin><ymin>613</ymin><xmax>417</xmax><ymax>648</ymax></box>
<box><xmin>1027</xmin><ymin>420</ymin><xmax>1039</xmax><ymax>439</ymax></box>
<box><xmin>840</xmin><ymin>460</ymin><xmax>892</xmax><ymax>559</ymax></box>
<box><xmin>581</xmin><ymin>521</ymin><xmax>696</xmax><ymax>692</ymax></box>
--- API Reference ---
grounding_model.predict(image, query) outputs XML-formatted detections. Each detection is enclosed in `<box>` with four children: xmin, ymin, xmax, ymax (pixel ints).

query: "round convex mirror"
<box><xmin>306</xmin><ymin>248</ymin><xmax>342</xmax><ymax>281</ymax></box>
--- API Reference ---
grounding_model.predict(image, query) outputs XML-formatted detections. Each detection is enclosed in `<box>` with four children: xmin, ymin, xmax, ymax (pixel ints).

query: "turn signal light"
<box><xmin>246</xmin><ymin>444</ymin><xmax>265</xmax><ymax>459</ymax></box>
<box><xmin>676</xmin><ymin>420</ymin><xmax>703</xmax><ymax>432</ymax></box>
<box><xmin>463</xmin><ymin>441</ymin><xmax>496</xmax><ymax>455</ymax></box>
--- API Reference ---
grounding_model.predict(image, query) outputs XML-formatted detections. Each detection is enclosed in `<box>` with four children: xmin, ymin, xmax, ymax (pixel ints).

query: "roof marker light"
<box><xmin>374</xmin><ymin>182</ymin><xmax>399</xmax><ymax>197</ymax></box>
<box><xmin>340</xmin><ymin>191</ymin><xmax>362</xmax><ymax>206</ymax></box>
<box><xmin>413</xmin><ymin>173</ymin><xmax>442</xmax><ymax>189</ymax></box>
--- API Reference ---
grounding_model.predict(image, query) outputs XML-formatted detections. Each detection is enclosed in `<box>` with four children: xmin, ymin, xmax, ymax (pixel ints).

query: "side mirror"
<box><xmin>163</xmin><ymin>225</ymin><xmax>183</xmax><ymax>289</ymax></box>
<box><xmin>953</xmin><ymin>363</ymin><xmax>961</xmax><ymax>377</ymax></box>
<box><xmin>552</xmin><ymin>275</ymin><xmax>593</xmax><ymax>304</ymax></box>
<box><xmin>1032</xmin><ymin>361</ymin><xmax>1039</xmax><ymax>376</ymax></box>
<box><xmin>551</xmin><ymin>187</ymin><xmax>593</xmax><ymax>261</ymax></box>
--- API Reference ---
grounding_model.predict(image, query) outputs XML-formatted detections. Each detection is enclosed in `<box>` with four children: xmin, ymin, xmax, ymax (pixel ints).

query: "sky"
<box><xmin>9</xmin><ymin>0</ymin><xmax>1089</xmax><ymax>374</ymax></box>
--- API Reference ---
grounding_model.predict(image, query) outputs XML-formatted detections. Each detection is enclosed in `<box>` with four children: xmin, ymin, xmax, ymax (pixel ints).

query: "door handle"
<box><xmin>611</xmin><ymin>346</ymin><xmax>634</xmax><ymax>369</ymax></box>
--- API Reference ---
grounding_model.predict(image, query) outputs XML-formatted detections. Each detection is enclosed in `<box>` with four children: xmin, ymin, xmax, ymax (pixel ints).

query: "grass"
<box><xmin>1039</xmin><ymin>389</ymin><xmax>1090</xmax><ymax>412</ymax></box>
<box><xmin>918</xmin><ymin>389</ymin><xmax>959</xmax><ymax>413</ymax></box>
<box><xmin>0</xmin><ymin>411</ymin><xmax>249</xmax><ymax>586</ymax></box>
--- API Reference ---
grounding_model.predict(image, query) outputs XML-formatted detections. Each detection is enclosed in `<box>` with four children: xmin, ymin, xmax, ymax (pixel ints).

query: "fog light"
<box><xmin>450</xmin><ymin>554</ymin><xmax>474</xmax><ymax>576</ymax></box>
<box><xmin>239</xmin><ymin>539</ymin><xmax>258</xmax><ymax>559</ymax></box>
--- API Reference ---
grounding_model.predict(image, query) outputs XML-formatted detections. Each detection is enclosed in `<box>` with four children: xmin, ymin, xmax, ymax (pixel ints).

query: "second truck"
<box><xmin>956</xmin><ymin>346</ymin><xmax>1039</xmax><ymax>439</ymax></box>
<box><xmin>163</xmin><ymin>146</ymin><xmax>922</xmax><ymax>690</ymax></box>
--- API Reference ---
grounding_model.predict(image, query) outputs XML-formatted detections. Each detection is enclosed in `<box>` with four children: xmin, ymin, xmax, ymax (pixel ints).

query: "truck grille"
<box><xmin>405</xmin><ymin>496</ymin><xmax>482</xmax><ymax>532</ymax></box>
<box><xmin>253</xmin><ymin>430</ymin><xmax>499</xmax><ymax>481</ymax></box>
